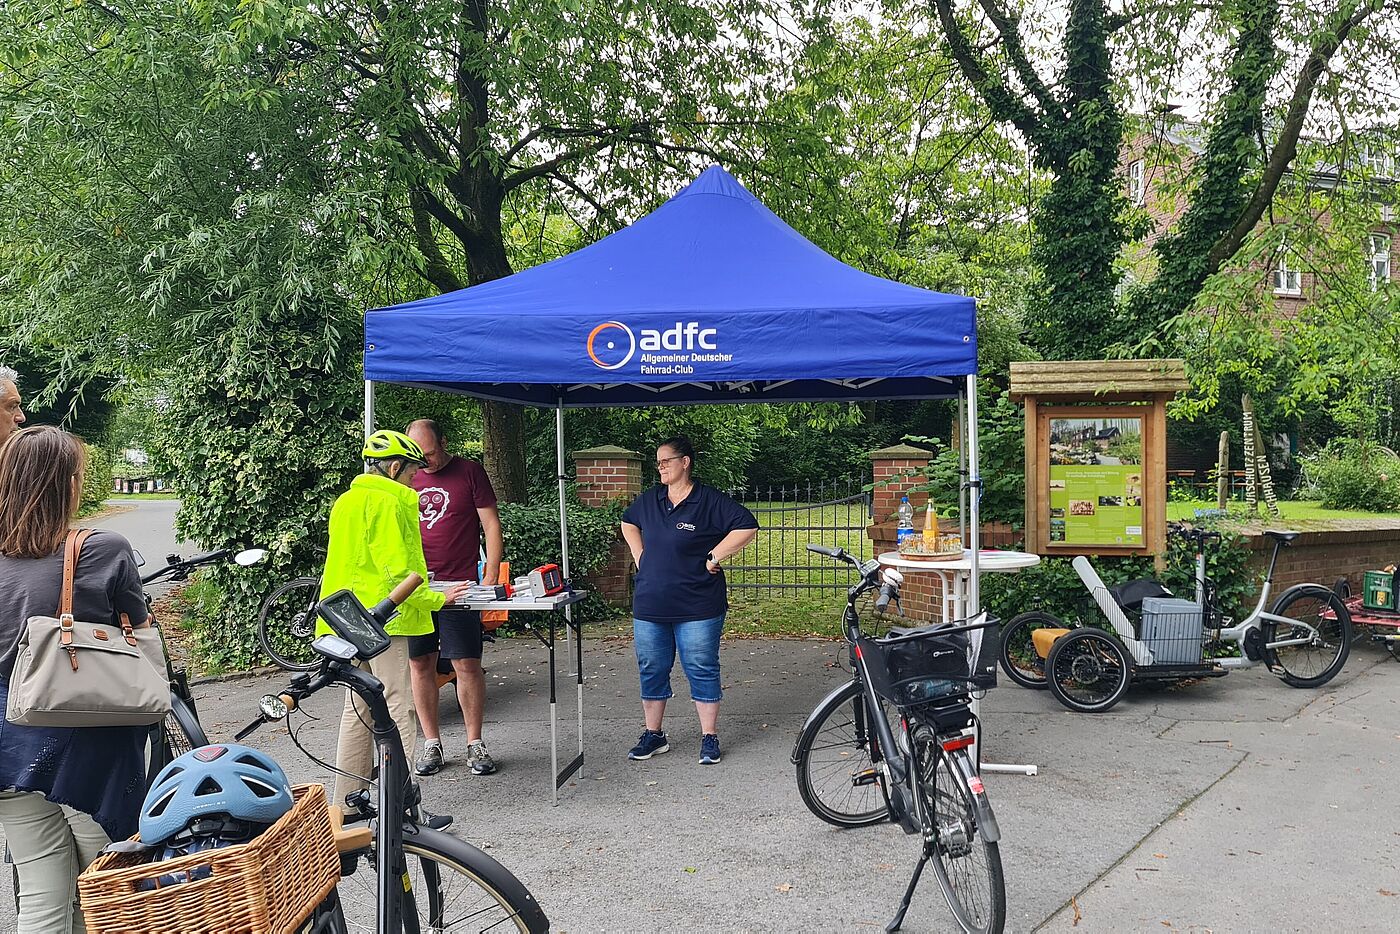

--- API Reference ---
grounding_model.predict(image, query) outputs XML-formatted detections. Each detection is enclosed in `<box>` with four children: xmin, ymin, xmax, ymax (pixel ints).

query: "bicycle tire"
<box><xmin>329</xmin><ymin>825</ymin><xmax>548</xmax><ymax>933</ymax></box>
<box><xmin>1045</xmin><ymin>627</ymin><xmax>1132</xmax><ymax>713</ymax></box>
<box><xmin>258</xmin><ymin>577</ymin><xmax>323</xmax><ymax>671</ymax></box>
<box><xmin>145</xmin><ymin>692</ymin><xmax>209</xmax><ymax>787</ymax></box>
<box><xmin>998</xmin><ymin>611</ymin><xmax>1065</xmax><ymax>689</ymax></box>
<box><xmin>914</xmin><ymin>740</ymin><xmax>1006</xmax><ymax>934</ymax></box>
<box><xmin>1264</xmin><ymin>585</ymin><xmax>1352</xmax><ymax>688</ymax></box>
<box><xmin>793</xmin><ymin>679</ymin><xmax>895</xmax><ymax>828</ymax></box>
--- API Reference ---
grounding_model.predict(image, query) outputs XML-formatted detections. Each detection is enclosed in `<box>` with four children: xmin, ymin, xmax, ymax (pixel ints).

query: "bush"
<box><xmin>982</xmin><ymin>517</ymin><xmax>1259</xmax><ymax>626</ymax></box>
<box><xmin>499</xmin><ymin>490</ymin><xmax>627</xmax><ymax>621</ymax></box>
<box><xmin>80</xmin><ymin>444</ymin><xmax>113</xmax><ymax>515</ymax></box>
<box><xmin>1302</xmin><ymin>440</ymin><xmax>1400</xmax><ymax>512</ymax></box>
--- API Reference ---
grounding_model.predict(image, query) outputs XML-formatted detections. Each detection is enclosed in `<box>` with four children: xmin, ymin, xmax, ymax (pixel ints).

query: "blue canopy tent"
<box><xmin>362</xmin><ymin>167</ymin><xmax>991</xmax><ymax>791</ymax></box>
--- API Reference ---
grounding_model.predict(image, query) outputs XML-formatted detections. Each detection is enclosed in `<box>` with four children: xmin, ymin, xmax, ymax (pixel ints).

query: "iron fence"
<box><xmin>723</xmin><ymin>478</ymin><xmax>872</xmax><ymax>593</ymax></box>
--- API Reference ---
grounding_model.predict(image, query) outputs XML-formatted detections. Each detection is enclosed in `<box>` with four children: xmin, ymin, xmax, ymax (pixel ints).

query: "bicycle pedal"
<box><xmin>852</xmin><ymin>768</ymin><xmax>880</xmax><ymax>787</ymax></box>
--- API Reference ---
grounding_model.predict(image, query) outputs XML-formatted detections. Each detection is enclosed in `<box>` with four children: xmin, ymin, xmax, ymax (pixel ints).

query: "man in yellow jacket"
<box><xmin>322</xmin><ymin>430</ymin><xmax>470</xmax><ymax>803</ymax></box>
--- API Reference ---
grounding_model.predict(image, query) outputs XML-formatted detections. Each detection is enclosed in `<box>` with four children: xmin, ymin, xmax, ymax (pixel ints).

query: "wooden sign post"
<box><xmin>1010</xmin><ymin>359</ymin><xmax>1189</xmax><ymax>558</ymax></box>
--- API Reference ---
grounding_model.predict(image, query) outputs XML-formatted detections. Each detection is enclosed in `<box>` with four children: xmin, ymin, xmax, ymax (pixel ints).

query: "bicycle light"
<box><xmin>258</xmin><ymin>694</ymin><xmax>289</xmax><ymax>721</ymax></box>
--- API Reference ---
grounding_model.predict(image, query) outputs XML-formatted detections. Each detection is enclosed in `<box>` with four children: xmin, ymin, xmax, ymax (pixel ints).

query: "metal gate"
<box><xmin>722</xmin><ymin>478</ymin><xmax>871</xmax><ymax>593</ymax></box>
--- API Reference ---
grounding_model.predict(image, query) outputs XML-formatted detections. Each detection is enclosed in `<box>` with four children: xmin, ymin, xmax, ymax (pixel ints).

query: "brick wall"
<box><xmin>571</xmin><ymin>446</ymin><xmax>642</xmax><ymax>603</ymax></box>
<box><xmin>868</xmin><ymin>520</ymin><xmax>1023</xmax><ymax>622</ymax></box>
<box><xmin>1241</xmin><ymin>523</ymin><xmax>1400</xmax><ymax>603</ymax></box>
<box><xmin>869</xmin><ymin>443</ymin><xmax>932</xmax><ymax>522</ymax></box>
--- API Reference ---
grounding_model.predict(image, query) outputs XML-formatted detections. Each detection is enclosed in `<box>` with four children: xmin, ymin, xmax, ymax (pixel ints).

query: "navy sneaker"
<box><xmin>699</xmin><ymin>733</ymin><xmax>721</xmax><ymax>765</ymax></box>
<box><xmin>628</xmin><ymin>729</ymin><xmax>670</xmax><ymax>760</ymax></box>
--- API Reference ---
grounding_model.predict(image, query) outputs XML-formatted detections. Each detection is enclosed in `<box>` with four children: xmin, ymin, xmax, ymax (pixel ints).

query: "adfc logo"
<box><xmin>586</xmin><ymin>321</ymin><xmax>636</xmax><ymax>370</ymax></box>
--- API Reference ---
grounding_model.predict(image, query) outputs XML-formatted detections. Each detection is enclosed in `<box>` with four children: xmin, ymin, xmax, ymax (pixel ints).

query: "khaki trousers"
<box><xmin>334</xmin><ymin>635</ymin><xmax>418</xmax><ymax>805</ymax></box>
<box><xmin>0</xmin><ymin>790</ymin><xmax>111</xmax><ymax>934</ymax></box>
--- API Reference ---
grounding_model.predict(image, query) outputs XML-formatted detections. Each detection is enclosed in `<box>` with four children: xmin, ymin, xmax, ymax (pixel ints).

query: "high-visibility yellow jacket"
<box><xmin>318</xmin><ymin>472</ymin><xmax>443</xmax><ymax>637</ymax></box>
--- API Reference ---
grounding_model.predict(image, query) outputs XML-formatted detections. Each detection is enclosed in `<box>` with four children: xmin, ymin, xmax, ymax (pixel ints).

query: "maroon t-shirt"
<box><xmin>410</xmin><ymin>456</ymin><xmax>498</xmax><ymax>581</ymax></box>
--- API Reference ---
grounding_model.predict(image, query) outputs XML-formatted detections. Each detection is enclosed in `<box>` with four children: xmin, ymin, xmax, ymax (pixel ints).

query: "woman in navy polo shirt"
<box><xmin>620</xmin><ymin>436</ymin><xmax>759</xmax><ymax>765</ymax></box>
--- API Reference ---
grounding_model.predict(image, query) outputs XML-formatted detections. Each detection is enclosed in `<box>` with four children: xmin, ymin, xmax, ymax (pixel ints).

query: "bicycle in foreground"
<box><xmin>791</xmin><ymin>545</ymin><xmax>1005</xmax><ymax>934</ymax></box>
<box><xmin>139</xmin><ymin>546</ymin><xmax>267</xmax><ymax>774</ymax></box>
<box><xmin>999</xmin><ymin>525</ymin><xmax>1353</xmax><ymax>712</ymax></box>
<box><xmin>237</xmin><ymin>572</ymin><xmax>549</xmax><ymax>933</ymax></box>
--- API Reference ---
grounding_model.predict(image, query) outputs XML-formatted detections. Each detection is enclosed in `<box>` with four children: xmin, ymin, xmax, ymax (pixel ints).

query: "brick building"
<box><xmin>1118</xmin><ymin>115</ymin><xmax>1397</xmax><ymax>308</ymax></box>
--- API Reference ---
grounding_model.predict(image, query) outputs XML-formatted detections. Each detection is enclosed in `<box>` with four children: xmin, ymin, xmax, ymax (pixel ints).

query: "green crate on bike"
<box><xmin>1362</xmin><ymin>570</ymin><xmax>1399</xmax><ymax>611</ymax></box>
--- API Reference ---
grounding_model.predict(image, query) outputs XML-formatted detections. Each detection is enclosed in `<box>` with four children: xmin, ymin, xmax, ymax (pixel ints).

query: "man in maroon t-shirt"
<box><xmin>405</xmin><ymin>419</ymin><xmax>504</xmax><ymax>776</ymax></box>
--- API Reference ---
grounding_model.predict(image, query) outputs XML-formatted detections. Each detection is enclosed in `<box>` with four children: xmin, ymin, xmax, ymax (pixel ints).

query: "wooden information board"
<box><xmin>1010</xmin><ymin>360</ymin><xmax>1188</xmax><ymax>558</ymax></box>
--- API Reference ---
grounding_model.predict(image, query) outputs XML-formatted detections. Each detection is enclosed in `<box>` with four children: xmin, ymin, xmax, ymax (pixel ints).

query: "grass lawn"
<box><xmin>108</xmin><ymin>491</ymin><xmax>179</xmax><ymax>500</ymax></box>
<box><xmin>1166</xmin><ymin>499</ymin><xmax>1400</xmax><ymax>524</ymax></box>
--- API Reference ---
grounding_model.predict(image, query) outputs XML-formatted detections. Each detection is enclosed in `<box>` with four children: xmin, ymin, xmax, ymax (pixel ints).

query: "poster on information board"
<box><xmin>1047</xmin><ymin>416</ymin><xmax>1144</xmax><ymax>547</ymax></box>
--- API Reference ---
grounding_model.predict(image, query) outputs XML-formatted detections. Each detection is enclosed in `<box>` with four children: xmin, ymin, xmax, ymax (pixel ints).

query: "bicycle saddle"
<box><xmin>1263</xmin><ymin>530</ymin><xmax>1300</xmax><ymax>544</ymax></box>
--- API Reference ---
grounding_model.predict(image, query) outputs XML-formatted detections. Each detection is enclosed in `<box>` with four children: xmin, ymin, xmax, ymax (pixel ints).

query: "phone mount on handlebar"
<box><xmin>317</xmin><ymin>589</ymin><xmax>392</xmax><ymax>660</ymax></box>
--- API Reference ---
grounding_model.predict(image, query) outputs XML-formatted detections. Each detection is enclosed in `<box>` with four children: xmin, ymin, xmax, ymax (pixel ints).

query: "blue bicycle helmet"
<box><xmin>140</xmin><ymin>744</ymin><xmax>294</xmax><ymax>846</ymax></box>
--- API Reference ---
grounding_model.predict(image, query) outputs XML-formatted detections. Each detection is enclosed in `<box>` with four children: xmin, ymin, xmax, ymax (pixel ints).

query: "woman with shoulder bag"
<box><xmin>0</xmin><ymin>426</ymin><xmax>150</xmax><ymax>933</ymax></box>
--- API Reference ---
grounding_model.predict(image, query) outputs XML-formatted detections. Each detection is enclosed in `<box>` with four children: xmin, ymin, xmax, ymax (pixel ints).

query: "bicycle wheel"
<box><xmin>910</xmin><ymin>733</ymin><xmax>1005</xmax><ymax>934</ymax></box>
<box><xmin>1264</xmin><ymin>585</ymin><xmax>1352</xmax><ymax>688</ymax></box>
<box><xmin>332</xmin><ymin>825</ymin><xmax>548</xmax><ymax>933</ymax></box>
<box><xmin>793</xmin><ymin>679</ymin><xmax>896</xmax><ymax>828</ymax></box>
<box><xmin>258</xmin><ymin>577</ymin><xmax>323</xmax><ymax>671</ymax></box>
<box><xmin>998</xmin><ymin>612</ymin><xmax>1066</xmax><ymax>689</ymax></box>
<box><xmin>1046</xmin><ymin>627</ymin><xmax>1132</xmax><ymax>713</ymax></box>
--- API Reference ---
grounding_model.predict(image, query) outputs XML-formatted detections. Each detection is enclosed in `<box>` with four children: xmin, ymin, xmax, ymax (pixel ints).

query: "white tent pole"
<box><xmin>957</xmin><ymin>392</ymin><xmax>967</xmax><ymax>543</ymax></box>
<box><xmin>364</xmin><ymin>380</ymin><xmax>376</xmax><ymax>436</ymax></box>
<box><xmin>966</xmin><ymin>374</ymin><xmax>981</xmax><ymax>615</ymax></box>
<box><xmin>556</xmin><ymin>402</ymin><xmax>572</xmax><ymax>583</ymax></box>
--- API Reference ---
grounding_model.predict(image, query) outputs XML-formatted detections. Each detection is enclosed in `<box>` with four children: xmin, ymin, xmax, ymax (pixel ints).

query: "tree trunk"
<box><xmin>481</xmin><ymin>399</ymin><xmax>527</xmax><ymax>503</ymax></box>
<box><xmin>1216</xmin><ymin>430</ymin><xmax>1230</xmax><ymax>510</ymax></box>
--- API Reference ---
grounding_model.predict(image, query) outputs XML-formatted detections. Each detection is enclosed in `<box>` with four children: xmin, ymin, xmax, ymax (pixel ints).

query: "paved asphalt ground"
<box><xmin>3</xmin><ymin>501</ymin><xmax>1398</xmax><ymax>932</ymax></box>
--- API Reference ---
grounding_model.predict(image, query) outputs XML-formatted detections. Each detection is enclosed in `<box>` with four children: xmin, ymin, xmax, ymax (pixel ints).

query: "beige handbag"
<box><xmin>5</xmin><ymin>529</ymin><xmax>171</xmax><ymax>727</ymax></box>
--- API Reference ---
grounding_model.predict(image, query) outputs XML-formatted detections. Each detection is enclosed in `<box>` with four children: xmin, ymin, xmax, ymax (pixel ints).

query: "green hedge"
<box><xmin>982</xmin><ymin>516</ymin><xmax>1260</xmax><ymax>627</ymax></box>
<box><xmin>80</xmin><ymin>444</ymin><xmax>113</xmax><ymax>515</ymax></box>
<box><xmin>498</xmin><ymin>491</ymin><xmax>626</xmax><ymax>622</ymax></box>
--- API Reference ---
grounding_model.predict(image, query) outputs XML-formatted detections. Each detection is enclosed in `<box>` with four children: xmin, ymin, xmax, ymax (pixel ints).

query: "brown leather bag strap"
<box><xmin>58</xmin><ymin>528</ymin><xmax>97</xmax><ymax>619</ymax></box>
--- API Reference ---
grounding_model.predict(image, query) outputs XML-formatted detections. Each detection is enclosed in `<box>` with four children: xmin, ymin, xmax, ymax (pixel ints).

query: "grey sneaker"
<box><xmin>415</xmin><ymin>742</ymin><xmax>445</xmax><ymax>776</ymax></box>
<box><xmin>467</xmin><ymin>740</ymin><xmax>497</xmax><ymax>775</ymax></box>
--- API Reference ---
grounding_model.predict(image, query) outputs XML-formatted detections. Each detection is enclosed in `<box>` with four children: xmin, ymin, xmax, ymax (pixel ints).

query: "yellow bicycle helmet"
<box><xmin>362</xmin><ymin>429</ymin><xmax>428</xmax><ymax>465</ymax></box>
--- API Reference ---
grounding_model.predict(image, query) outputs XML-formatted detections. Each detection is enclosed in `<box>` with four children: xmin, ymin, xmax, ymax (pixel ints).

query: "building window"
<box><xmin>1363</xmin><ymin>143</ymin><xmax>1396</xmax><ymax>178</ymax></box>
<box><xmin>1273</xmin><ymin>244</ymin><xmax>1301</xmax><ymax>296</ymax></box>
<box><xmin>1127</xmin><ymin>159</ymin><xmax>1145</xmax><ymax>206</ymax></box>
<box><xmin>1370</xmin><ymin>234</ymin><xmax>1392</xmax><ymax>290</ymax></box>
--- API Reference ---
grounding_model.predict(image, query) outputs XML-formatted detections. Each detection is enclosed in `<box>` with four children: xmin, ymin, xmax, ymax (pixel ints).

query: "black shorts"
<box><xmin>408</xmin><ymin>608</ymin><xmax>483</xmax><ymax>662</ymax></box>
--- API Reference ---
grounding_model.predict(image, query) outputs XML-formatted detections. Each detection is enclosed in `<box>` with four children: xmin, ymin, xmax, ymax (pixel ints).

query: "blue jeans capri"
<box><xmin>633</xmin><ymin>615</ymin><xmax>725</xmax><ymax>703</ymax></box>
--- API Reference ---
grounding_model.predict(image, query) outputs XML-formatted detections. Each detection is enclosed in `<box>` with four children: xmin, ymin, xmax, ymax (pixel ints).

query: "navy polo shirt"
<box><xmin>622</xmin><ymin>483</ymin><xmax>759</xmax><ymax>624</ymax></box>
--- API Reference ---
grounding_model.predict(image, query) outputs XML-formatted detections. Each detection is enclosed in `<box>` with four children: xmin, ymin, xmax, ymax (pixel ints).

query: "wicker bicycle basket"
<box><xmin>78</xmin><ymin>783</ymin><xmax>340</xmax><ymax>934</ymax></box>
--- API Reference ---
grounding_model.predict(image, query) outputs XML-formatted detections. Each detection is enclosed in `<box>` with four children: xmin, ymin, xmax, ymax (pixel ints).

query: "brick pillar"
<box><xmin>572</xmin><ymin>446</ymin><xmax>643</xmax><ymax>604</ymax></box>
<box><xmin>869</xmin><ymin>443</ymin><xmax>932</xmax><ymax>521</ymax></box>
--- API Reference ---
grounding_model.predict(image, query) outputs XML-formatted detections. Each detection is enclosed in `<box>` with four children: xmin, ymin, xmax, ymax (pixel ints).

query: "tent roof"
<box><xmin>364</xmin><ymin>166</ymin><xmax>976</xmax><ymax>407</ymax></box>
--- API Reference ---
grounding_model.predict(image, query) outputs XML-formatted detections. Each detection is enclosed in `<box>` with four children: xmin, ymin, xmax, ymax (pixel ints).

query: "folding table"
<box><xmin>448</xmin><ymin>589</ymin><xmax>589</xmax><ymax>804</ymax></box>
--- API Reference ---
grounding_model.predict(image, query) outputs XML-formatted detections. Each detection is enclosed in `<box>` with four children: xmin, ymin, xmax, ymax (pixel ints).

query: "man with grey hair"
<box><xmin>0</xmin><ymin>366</ymin><xmax>24</xmax><ymax>445</ymax></box>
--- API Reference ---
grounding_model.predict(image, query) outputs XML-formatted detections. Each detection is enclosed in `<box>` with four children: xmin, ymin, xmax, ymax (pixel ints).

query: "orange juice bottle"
<box><xmin>922</xmin><ymin>503</ymin><xmax>939</xmax><ymax>550</ymax></box>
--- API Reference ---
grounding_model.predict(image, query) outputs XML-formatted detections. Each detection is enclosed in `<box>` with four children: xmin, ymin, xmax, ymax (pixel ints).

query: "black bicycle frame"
<box><xmin>272</xmin><ymin>662</ymin><xmax>424</xmax><ymax>934</ymax></box>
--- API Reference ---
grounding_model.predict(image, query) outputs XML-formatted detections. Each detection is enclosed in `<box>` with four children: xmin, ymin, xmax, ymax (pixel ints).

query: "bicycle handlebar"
<box><xmin>384</xmin><ymin>573</ymin><xmax>424</xmax><ymax>612</ymax></box>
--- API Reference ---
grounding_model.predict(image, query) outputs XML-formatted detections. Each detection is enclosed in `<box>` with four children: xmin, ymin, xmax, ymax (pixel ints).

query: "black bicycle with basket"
<box><xmin>791</xmin><ymin>545</ymin><xmax>1005</xmax><ymax>934</ymax></box>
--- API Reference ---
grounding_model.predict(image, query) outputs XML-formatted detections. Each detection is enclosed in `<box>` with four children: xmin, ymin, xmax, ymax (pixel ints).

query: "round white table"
<box><xmin>878</xmin><ymin>549</ymin><xmax>1041</xmax><ymax>776</ymax></box>
<box><xmin>879</xmin><ymin>549</ymin><xmax>1040</xmax><ymax>624</ymax></box>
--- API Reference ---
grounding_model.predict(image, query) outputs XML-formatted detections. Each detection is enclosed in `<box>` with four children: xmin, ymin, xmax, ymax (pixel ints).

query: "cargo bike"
<box><xmin>999</xmin><ymin>526</ymin><xmax>1353</xmax><ymax>712</ymax></box>
<box><xmin>1332</xmin><ymin>567</ymin><xmax>1400</xmax><ymax>661</ymax></box>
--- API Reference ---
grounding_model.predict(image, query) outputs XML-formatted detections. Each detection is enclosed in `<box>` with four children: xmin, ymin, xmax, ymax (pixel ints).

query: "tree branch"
<box><xmin>975</xmin><ymin>0</ymin><xmax>1064</xmax><ymax>120</ymax></box>
<box><xmin>549</xmin><ymin>171</ymin><xmax>622</xmax><ymax>230</ymax></box>
<box><xmin>931</xmin><ymin>0</ymin><xmax>1055</xmax><ymax>146</ymax></box>
<box><xmin>1206</xmin><ymin>0</ymin><xmax>1383</xmax><ymax>270</ymax></box>
<box><xmin>409</xmin><ymin>189</ymin><xmax>466</xmax><ymax>293</ymax></box>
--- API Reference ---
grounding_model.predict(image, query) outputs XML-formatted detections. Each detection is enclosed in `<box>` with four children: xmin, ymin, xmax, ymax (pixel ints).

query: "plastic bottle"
<box><xmin>896</xmin><ymin>496</ymin><xmax>915</xmax><ymax>549</ymax></box>
<box><xmin>922</xmin><ymin>502</ymin><xmax>939</xmax><ymax>549</ymax></box>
